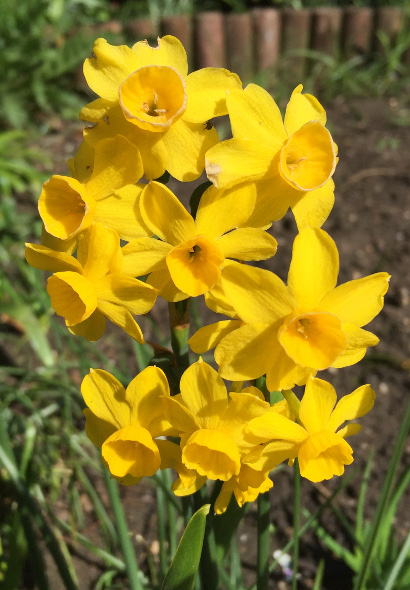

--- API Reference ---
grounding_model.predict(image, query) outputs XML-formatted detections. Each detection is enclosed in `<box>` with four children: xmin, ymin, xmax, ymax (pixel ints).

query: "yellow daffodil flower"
<box><xmin>39</xmin><ymin>135</ymin><xmax>151</xmax><ymax>243</ymax></box>
<box><xmin>25</xmin><ymin>223</ymin><xmax>157</xmax><ymax>342</ymax></box>
<box><xmin>190</xmin><ymin>227</ymin><xmax>389</xmax><ymax>391</ymax></box>
<box><xmin>205</xmin><ymin>84</ymin><xmax>337</xmax><ymax>229</ymax></box>
<box><xmin>81</xmin><ymin>35</ymin><xmax>242</xmax><ymax>181</ymax></box>
<box><xmin>121</xmin><ymin>181</ymin><xmax>277</xmax><ymax>299</ymax></box>
<box><xmin>162</xmin><ymin>359</ymin><xmax>271</xmax><ymax>483</ymax></box>
<box><xmin>81</xmin><ymin>366</ymin><xmax>177</xmax><ymax>484</ymax></box>
<box><xmin>244</xmin><ymin>377</ymin><xmax>375</xmax><ymax>482</ymax></box>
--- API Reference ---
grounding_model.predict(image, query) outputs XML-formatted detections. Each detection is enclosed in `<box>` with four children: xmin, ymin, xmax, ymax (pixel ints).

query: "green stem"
<box><xmin>156</xmin><ymin>479</ymin><xmax>168</xmax><ymax>580</ymax></box>
<box><xmin>102</xmin><ymin>466</ymin><xmax>143</xmax><ymax>590</ymax></box>
<box><xmin>257</xmin><ymin>491</ymin><xmax>270</xmax><ymax>590</ymax></box>
<box><xmin>292</xmin><ymin>459</ymin><xmax>301</xmax><ymax>590</ymax></box>
<box><xmin>168</xmin><ymin>299</ymin><xmax>191</xmax><ymax>370</ymax></box>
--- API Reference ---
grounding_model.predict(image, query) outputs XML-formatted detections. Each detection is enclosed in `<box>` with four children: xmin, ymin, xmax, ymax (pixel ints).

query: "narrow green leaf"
<box><xmin>162</xmin><ymin>504</ymin><xmax>210</xmax><ymax>590</ymax></box>
<box><xmin>313</xmin><ymin>560</ymin><xmax>325</xmax><ymax>590</ymax></box>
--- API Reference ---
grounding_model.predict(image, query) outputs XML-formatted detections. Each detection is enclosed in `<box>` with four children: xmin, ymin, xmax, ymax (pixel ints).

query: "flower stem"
<box><xmin>257</xmin><ymin>491</ymin><xmax>270</xmax><ymax>590</ymax></box>
<box><xmin>292</xmin><ymin>458</ymin><xmax>301</xmax><ymax>590</ymax></box>
<box><xmin>168</xmin><ymin>299</ymin><xmax>191</xmax><ymax>371</ymax></box>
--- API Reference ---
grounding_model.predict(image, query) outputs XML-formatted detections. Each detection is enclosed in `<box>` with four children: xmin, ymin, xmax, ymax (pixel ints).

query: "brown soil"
<box><xmin>4</xmin><ymin>95</ymin><xmax>410</xmax><ymax>590</ymax></box>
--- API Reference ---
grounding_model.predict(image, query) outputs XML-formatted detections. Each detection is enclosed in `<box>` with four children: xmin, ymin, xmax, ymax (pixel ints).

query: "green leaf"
<box><xmin>162</xmin><ymin>504</ymin><xmax>210</xmax><ymax>590</ymax></box>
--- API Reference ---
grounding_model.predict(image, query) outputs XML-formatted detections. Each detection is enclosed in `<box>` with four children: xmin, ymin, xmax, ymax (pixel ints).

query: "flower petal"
<box><xmin>25</xmin><ymin>243</ymin><xmax>82</xmax><ymax>273</ymax></box>
<box><xmin>216</xmin><ymin>228</ymin><xmax>277</xmax><ymax>261</ymax></box>
<box><xmin>188</xmin><ymin>320</ymin><xmax>242</xmax><ymax>354</ymax></box>
<box><xmin>80</xmin><ymin>98</ymin><xmax>114</xmax><ymax>124</ymax></box>
<box><xmin>205</xmin><ymin>138</ymin><xmax>277</xmax><ymax>189</ymax></box>
<box><xmin>288</xmin><ymin>227</ymin><xmax>339</xmax><ymax>310</ymax></box>
<box><xmin>241</xmin><ymin>176</ymin><xmax>291</xmax><ymax>228</ymax></box>
<box><xmin>83</xmin><ymin>408</ymin><xmax>116</xmax><ymax>448</ymax></box>
<box><xmin>182</xmin><ymin>429</ymin><xmax>241</xmax><ymax>481</ymax></box>
<box><xmin>69</xmin><ymin>309</ymin><xmax>106</xmax><ymax>342</ymax></box>
<box><xmin>205</xmin><ymin>275</ymin><xmax>238</xmax><ymax>318</ymax></box>
<box><xmin>85</xmin><ymin>135</ymin><xmax>143</xmax><ymax>201</ymax></box>
<box><xmin>183</xmin><ymin>67</ymin><xmax>242</xmax><ymax>123</ymax></box>
<box><xmin>95</xmin><ymin>274</ymin><xmax>157</xmax><ymax>315</ymax></box>
<box><xmin>81</xmin><ymin>368</ymin><xmax>130</xmax><ymax>429</ymax></box>
<box><xmin>221</xmin><ymin>263</ymin><xmax>293</xmax><ymax>324</ymax></box>
<box><xmin>327</xmin><ymin>384</ymin><xmax>375</xmax><ymax>433</ymax></box>
<box><xmin>336</xmin><ymin>423</ymin><xmax>361</xmax><ymax>439</ymax></box>
<box><xmin>299</xmin><ymin>377</ymin><xmax>337</xmax><ymax>434</ymax></box>
<box><xmin>147</xmin><ymin>268</ymin><xmax>189</xmax><ymax>302</ymax></box>
<box><xmin>126</xmin><ymin>366</ymin><xmax>171</xmax><ymax>435</ymax></box>
<box><xmin>140</xmin><ymin>181</ymin><xmax>196</xmax><ymax>245</ymax></box>
<box><xmin>227</xmin><ymin>84</ymin><xmax>287</xmax><ymax>149</ymax></box>
<box><xmin>215</xmin><ymin>322</ymin><xmax>279</xmax><ymax>381</ymax></box>
<box><xmin>331</xmin><ymin>324</ymin><xmax>379</xmax><ymax>369</ymax></box>
<box><xmin>245</xmin><ymin>411</ymin><xmax>308</xmax><ymax>445</ymax></box>
<box><xmin>195</xmin><ymin>182</ymin><xmax>256</xmax><ymax>238</ymax></box>
<box><xmin>94</xmin><ymin>184</ymin><xmax>152</xmax><ymax>241</ymax></box>
<box><xmin>97</xmin><ymin>301</ymin><xmax>145</xmax><ymax>343</ymax></box>
<box><xmin>162</xmin><ymin>118</ymin><xmax>219</xmax><ymax>182</ymax></box>
<box><xmin>265</xmin><ymin>338</ymin><xmax>315</xmax><ymax>391</ymax></box>
<box><xmin>162</xmin><ymin>395</ymin><xmax>201</xmax><ymax>434</ymax></box>
<box><xmin>47</xmin><ymin>272</ymin><xmax>97</xmax><ymax>325</ymax></box>
<box><xmin>122</xmin><ymin>238</ymin><xmax>171</xmax><ymax>276</ymax></box>
<box><xmin>298</xmin><ymin>431</ymin><xmax>353</xmax><ymax>482</ymax></box>
<box><xmin>131</xmin><ymin>35</ymin><xmax>188</xmax><ymax>78</ymax></box>
<box><xmin>79</xmin><ymin>224</ymin><xmax>121</xmax><ymax>281</ymax></box>
<box><xmin>83</xmin><ymin>38</ymin><xmax>140</xmax><ymax>100</ymax></box>
<box><xmin>320</xmin><ymin>273</ymin><xmax>390</xmax><ymax>327</ymax></box>
<box><xmin>102</xmin><ymin>425</ymin><xmax>161</xmax><ymax>478</ymax></box>
<box><xmin>180</xmin><ymin>359</ymin><xmax>228</xmax><ymax>430</ymax></box>
<box><xmin>284</xmin><ymin>84</ymin><xmax>327</xmax><ymax>137</ymax></box>
<box><xmin>289</xmin><ymin>179</ymin><xmax>335</xmax><ymax>230</ymax></box>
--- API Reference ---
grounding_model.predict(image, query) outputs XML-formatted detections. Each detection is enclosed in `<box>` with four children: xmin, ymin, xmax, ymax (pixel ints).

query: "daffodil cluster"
<box><xmin>26</xmin><ymin>34</ymin><xmax>390</xmax><ymax>511</ymax></box>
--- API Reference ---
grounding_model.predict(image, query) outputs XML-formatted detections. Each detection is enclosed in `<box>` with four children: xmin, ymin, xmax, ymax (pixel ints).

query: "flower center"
<box><xmin>278</xmin><ymin>310</ymin><xmax>347</xmax><ymax>370</ymax></box>
<box><xmin>119</xmin><ymin>65</ymin><xmax>187</xmax><ymax>132</ymax></box>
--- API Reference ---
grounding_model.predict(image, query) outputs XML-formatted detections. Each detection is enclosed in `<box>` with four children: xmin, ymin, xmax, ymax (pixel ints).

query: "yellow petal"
<box><xmin>172</xmin><ymin>475</ymin><xmax>207</xmax><ymax>496</ymax></box>
<box><xmin>195</xmin><ymin>182</ymin><xmax>256</xmax><ymax>238</ymax></box>
<box><xmin>162</xmin><ymin>395</ymin><xmax>201</xmax><ymax>434</ymax></box>
<box><xmin>81</xmin><ymin>368</ymin><xmax>130</xmax><ymax>429</ymax></box>
<box><xmin>166</xmin><ymin>236</ymin><xmax>224</xmax><ymax>296</ymax></box>
<box><xmin>147</xmin><ymin>268</ymin><xmax>189</xmax><ymax>302</ymax></box>
<box><xmin>182</xmin><ymin>429</ymin><xmax>241</xmax><ymax>481</ymax></box>
<box><xmin>299</xmin><ymin>377</ymin><xmax>337</xmax><ymax>434</ymax></box>
<box><xmin>94</xmin><ymin>184</ymin><xmax>152</xmax><ymax>241</ymax></box>
<box><xmin>218</xmin><ymin>391</ymin><xmax>270</xmax><ymax>440</ymax></box>
<box><xmin>68</xmin><ymin>140</ymin><xmax>95</xmax><ymax>184</ymax></box>
<box><xmin>39</xmin><ymin>176</ymin><xmax>96</xmax><ymax>240</ymax></box>
<box><xmin>140</xmin><ymin>181</ymin><xmax>196</xmax><ymax>246</ymax></box>
<box><xmin>162</xmin><ymin>118</ymin><xmax>219</xmax><ymax>182</ymax></box>
<box><xmin>126</xmin><ymin>366</ymin><xmax>171</xmax><ymax>435</ymax></box>
<box><xmin>83</xmin><ymin>408</ymin><xmax>116</xmax><ymax>448</ymax></box>
<box><xmin>79</xmin><ymin>224</ymin><xmax>121</xmax><ymax>282</ymax></box>
<box><xmin>180</xmin><ymin>359</ymin><xmax>228</xmax><ymax>430</ymax></box>
<box><xmin>41</xmin><ymin>225</ymin><xmax>78</xmax><ymax>255</ymax></box>
<box><xmin>119</xmin><ymin>66</ymin><xmax>187</xmax><ymax>132</ymax></box>
<box><xmin>95</xmin><ymin>274</ymin><xmax>157</xmax><ymax>315</ymax></box>
<box><xmin>265</xmin><ymin>343</ymin><xmax>315</xmax><ymax>392</ymax></box>
<box><xmin>245</xmin><ymin>411</ymin><xmax>308</xmax><ymax>445</ymax></box>
<box><xmin>331</xmin><ymin>324</ymin><xmax>379</xmax><ymax>369</ymax></box>
<box><xmin>221</xmin><ymin>263</ymin><xmax>293</xmax><ymax>324</ymax></box>
<box><xmin>214</xmin><ymin>481</ymin><xmax>235</xmax><ymax>514</ymax></box>
<box><xmin>83</xmin><ymin>38</ymin><xmax>139</xmax><ymax>100</ymax></box>
<box><xmin>279</xmin><ymin>310</ymin><xmax>347</xmax><ymax>370</ymax></box>
<box><xmin>279</xmin><ymin>122</ymin><xmax>336</xmax><ymax>191</ymax></box>
<box><xmin>243</xmin><ymin>441</ymin><xmax>298</xmax><ymax>471</ymax></box>
<box><xmin>227</xmin><ymin>84</ymin><xmax>287</xmax><ymax>149</ymax></box>
<box><xmin>82</xmin><ymin>103</ymin><xmax>168</xmax><ymax>181</ymax></box>
<box><xmin>205</xmin><ymin>268</ymin><xmax>239</xmax><ymax>318</ymax></box>
<box><xmin>85</xmin><ymin>135</ymin><xmax>143</xmax><ymax>200</ymax></box>
<box><xmin>47</xmin><ymin>271</ymin><xmax>97</xmax><ymax>326</ymax></box>
<box><xmin>25</xmin><ymin>243</ymin><xmax>82</xmax><ymax>273</ymax></box>
<box><xmin>69</xmin><ymin>309</ymin><xmax>106</xmax><ymax>342</ymax></box>
<box><xmin>216</xmin><ymin>228</ymin><xmax>277</xmax><ymax>261</ymax></box>
<box><xmin>241</xmin><ymin>176</ymin><xmax>291</xmax><ymax>228</ymax></box>
<box><xmin>336</xmin><ymin>423</ymin><xmax>362</xmax><ymax>439</ymax></box>
<box><xmin>284</xmin><ymin>84</ymin><xmax>327</xmax><ymax>137</ymax></box>
<box><xmin>288</xmin><ymin>227</ymin><xmax>339</xmax><ymax>310</ymax></box>
<box><xmin>215</xmin><ymin>323</ymin><xmax>279</xmax><ymax>381</ymax></box>
<box><xmin>298</xmin><ymin>431</ymin><xmax>353</xmax><ymax>482</ymax></box>
<box><xmin>205</xmin><ymin>138</ymin><xmax>277</xmax><ymax>189</ymax></box>
<box><xmin>320</xmin><ymin>273</ymin><xmax>390</xmax><ymax>327</ymax></box>
<box><xmin>327</xmin><ymin>384</ymin><xmax>375</xmax><ymax>433</ymax></box>
<box><xmin>122</xmin><ymin>238</ymin><xmax>171</xmax><ymax>276</ymax></box>
<box><xmin>102</xmin><ymin>425</ymin><xmax>161</xmax><ymax>478</ymax></box>
<box><xmin>80</xmin><ymin>98</ymin><xmax>114</xmax><ymax>123</ymax></box>
<box><xmin>183</xmin><ymin>67</ymin><xmax>242</xmax><ymax>123</ymax></box>
<box><xmin>131</xmin><ymin>35</ymin><xmax>188</xmax><ymax>78</ymax></box>
<box><xmin>290</xmin><ymin>179</ymin><xmax>335</xmax><ymax>230</ymax></box>
<box><xmin>97</xmin><ymin>301</ymin><xmax>145</xmax><ymax>343</ymax></box>
<box><xmin>188</xmin><ymin>320</ymin><xmax>242</xmax><ymax>354</ymax></box>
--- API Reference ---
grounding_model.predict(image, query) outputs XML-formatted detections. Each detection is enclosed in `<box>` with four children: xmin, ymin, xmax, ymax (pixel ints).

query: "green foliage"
<box><xmin>162</xmin><ymin>504</ymin><xmax>210</xmax><ymax>590</ymax></box>
<box><xmin>0</xmin><ymin>0</ymin><xmax>115</xmax><ymax>129</ymax></box>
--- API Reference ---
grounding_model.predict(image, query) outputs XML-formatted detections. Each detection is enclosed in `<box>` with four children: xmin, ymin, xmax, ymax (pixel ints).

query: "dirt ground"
<box><xmin>10</xmin><ymin>94</ymin><xmax>410</xmax><ymax>589</ymax></box>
